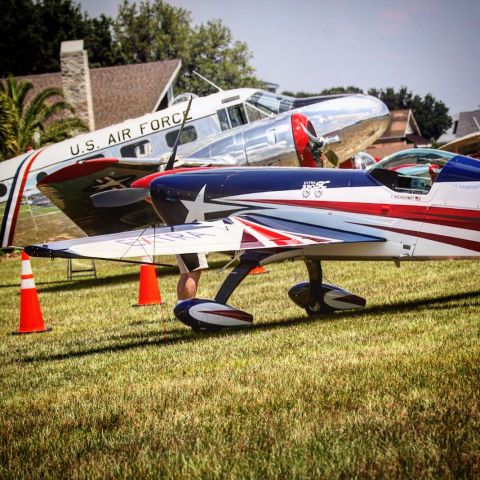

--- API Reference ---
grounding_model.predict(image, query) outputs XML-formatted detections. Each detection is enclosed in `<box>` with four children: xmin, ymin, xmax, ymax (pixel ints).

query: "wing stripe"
<box><xmin>244</xmin><ymin>199</ymin><xmax>480</xmax><ymax>232</ymax></box>
<box><xmin>1</xmin><ymin>150</ymin><xmax>43</xmax><ymax>247</ymax></box>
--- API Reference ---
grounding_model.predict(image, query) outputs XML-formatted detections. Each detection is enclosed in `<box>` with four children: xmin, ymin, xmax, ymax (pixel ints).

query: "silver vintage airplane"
<box><xmin>1</xmin><ymin>87</ymin><xmax>389</xmax><ymax>246</ymax></box>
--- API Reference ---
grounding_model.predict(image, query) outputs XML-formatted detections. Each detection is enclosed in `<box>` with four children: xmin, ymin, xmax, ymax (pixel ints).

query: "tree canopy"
<box><xmin>366</xmin><ymin>87</ymin><xmax>452</xmax><ymax>141</ymax></box>
<box><xmin>0</xmin><ymin>76</ymin><xmax>87</xmax><ymax>160</ymax></box>
<box><xmin>0</xmin><ymin>0</ymin><xmax>120</xmax><ymax>76</ymax></box>
<box><xmin>0</xmin><ymin>2</ymin><xmax>451</xmax><ymax>140</ymax></box>
<box><xmin>112</xmin><ymin>1</ymin><xmax>259</xmax><ymax>95</ymax></box>
<box><xmin>0</xmin><ymin>0</ymin><xmax>259</xmax><ymax>94</ymax></box>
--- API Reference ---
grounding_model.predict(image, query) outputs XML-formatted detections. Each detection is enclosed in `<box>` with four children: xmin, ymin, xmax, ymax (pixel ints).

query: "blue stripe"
<box><xmin>436</xmin><ymin>155</ymin><xmax>480</xmax><ymax>183</ymax></box>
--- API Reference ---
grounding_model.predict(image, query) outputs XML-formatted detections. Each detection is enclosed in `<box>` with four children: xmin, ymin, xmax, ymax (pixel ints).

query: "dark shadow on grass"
<box><xmin>17</xmin><ymin>289</ymin><xmax>479</xmax><ymax>364</ymax></box>
<box><xmin>1</xmin><ymin>259</ymin><xmax>232</xmax><ymax>291</ymax></box>
<box><xmin>37</xmin><ymin>269</ymin><xmax>180</xmax><ymax>293</ymax></box>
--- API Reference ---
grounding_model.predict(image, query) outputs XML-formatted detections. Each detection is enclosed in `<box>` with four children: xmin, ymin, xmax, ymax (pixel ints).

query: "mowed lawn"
<box><xmin>0</xmin><ymin>253</ymin><xmax>479</xmax><ymax>479</ymax></box>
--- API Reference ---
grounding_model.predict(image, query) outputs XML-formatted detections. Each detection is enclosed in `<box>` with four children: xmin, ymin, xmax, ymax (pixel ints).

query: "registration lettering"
<box><xmin>116</xmin><ymin>231</ymin><xmax>215</xmax><ymax>246</ymax></box>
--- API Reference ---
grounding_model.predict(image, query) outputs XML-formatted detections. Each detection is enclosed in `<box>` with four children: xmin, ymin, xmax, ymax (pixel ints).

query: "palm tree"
<box><xmin>0</xmin><ymin>76</ymin><xmax>88</xmax><ymax>161</ymax></box>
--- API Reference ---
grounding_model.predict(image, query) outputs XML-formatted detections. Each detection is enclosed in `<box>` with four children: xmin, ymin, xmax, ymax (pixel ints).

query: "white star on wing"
<box><xmin>181</xmin><ymin>185</ymin><xmax>224</xmax><ymax>222</ymax></box>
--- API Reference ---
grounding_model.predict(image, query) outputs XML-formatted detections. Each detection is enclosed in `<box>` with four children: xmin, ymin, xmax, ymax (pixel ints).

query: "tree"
<box><xmin>83</xmin><ymin>15</ymin><xmax>123</xmax><ymax>68</ymax></box>
<box><xmin>0</xmin><ymin>76</ymin><xmax>87</xmax><ymax>161</ymax></box>
<box><xmin>113</xmin><ymin>0</ymin><xmax>192</xmax><ymax>65</ymax></box>
<box><xmin>367</xmin><ymin>86</ymin><xmax>451</xmax><ymax>140</ymax></box>
<box><xmin>282</xmin><ymin>86</ymin><xmax>364</xmax><ymax>97</ymax></box>
<box><xmin>180</xmin><ymin>20</ymin><xmax>259</xmax><ymax>95</ymax></box>
<box><xmin>113</xmin><ymin>0</ymin><xmax>259</xmax><ymax>94</ymax></box>
<box><xmin>0</xmin><ymin>0</ymin><xmax>120</xmax><ymax>77</ymax></box>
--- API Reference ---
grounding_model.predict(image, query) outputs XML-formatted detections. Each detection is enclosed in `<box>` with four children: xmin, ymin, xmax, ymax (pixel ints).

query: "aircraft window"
<box><xmin>0</xmin><ymin>183</ymin><xmax>7</xmax><ymax>197</ymax></box>
<box><xmin>217</xmin><ymin>109</ymin><xmax>231</xmax><ymax>131</ymax></box>
<box><xmin>228</xmin><ymin>104</ymin><xmax>248</xmax><ymax>128</ymax></box>
<box><xmin>83</xmin><ymin>154</ymin><xmax>105</xmax><ymax>161</ymax></box>
<box><xmin>120</xmin><ymin>140</ymin><xmax>152</xmax><ymax>158</ymax></box>
<box><xmin>36</xmin><ymin>172</ymin><xmax>48</xmax><ymax>183</ymax></box>
<box><xmin>245</xmin><ymin>103</ymin><xmax>269</xmax><ymax>122</ymax></box>
<box><xmin>165</xmin><ymin>125</ymin><xmax>198</xmax><ymax>148</ymax></box>
<box><xmin>369</xmin><ymin>149</ymin><xmax>455</xmax><ymax>194</ymax></box>
<box><xmin>246</xmin><ymin>91</ymin><xmax>285</xmax><ymax>115</ymax></box>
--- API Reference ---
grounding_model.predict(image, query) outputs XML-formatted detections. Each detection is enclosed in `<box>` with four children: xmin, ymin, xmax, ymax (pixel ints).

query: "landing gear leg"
<box><xmin>175</xmin><ymin>252</ymin><xmax>270</xmax><ymax>333</ymax></box>
<box><xmin>304</xmin><ymin>259</ymin><xmax>333</xmax><ymax>316</ymax></box>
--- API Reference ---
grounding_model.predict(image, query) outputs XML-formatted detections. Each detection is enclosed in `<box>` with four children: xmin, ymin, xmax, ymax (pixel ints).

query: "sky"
<box><xmin>78</xmin><ymin>0</ymin><xmax>480</xmax><ymax>114</ymax></box>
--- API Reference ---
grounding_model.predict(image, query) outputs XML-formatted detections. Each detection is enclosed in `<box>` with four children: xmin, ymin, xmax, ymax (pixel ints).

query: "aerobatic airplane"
<box><xmin>0</xmin><ymin>88</ymin><xmax>388</xmax><ymax>247</ymax></box>
<box><xmin>26</xmin><ymin>147</ymin><xmax>480</xmax><ymax>333</ymax></box>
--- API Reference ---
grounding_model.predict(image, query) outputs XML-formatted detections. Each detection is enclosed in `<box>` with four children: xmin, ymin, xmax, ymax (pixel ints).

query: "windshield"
<box><xmin>246</xmin><ymin>91</ymin><xmax>296</xmax><ymax>115</ymax></box>
<box><xmin>369</xmin><ymin>148</ymin><xmax>456</xmax><ymax>194</ymax></box>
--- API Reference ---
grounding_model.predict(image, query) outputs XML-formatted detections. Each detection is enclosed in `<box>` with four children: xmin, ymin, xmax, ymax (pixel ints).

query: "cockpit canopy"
<box><xmin>369</xmin><ymin>148</ymin><xmax>456</xmax><ymax>194</ymax></box>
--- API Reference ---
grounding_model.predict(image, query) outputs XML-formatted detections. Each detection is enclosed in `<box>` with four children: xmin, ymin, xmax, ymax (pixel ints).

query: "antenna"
<box><xmin>192</xmin><ymin>70</ymin><xmax>224</xmax><ymax>92</ymax></box>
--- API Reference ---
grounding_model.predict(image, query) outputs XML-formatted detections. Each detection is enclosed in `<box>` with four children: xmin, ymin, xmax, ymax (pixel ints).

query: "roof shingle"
<box><xmin>12</xmin><ymin>59</ymin><xmax>181</xmax><ymax>129</ymax></box>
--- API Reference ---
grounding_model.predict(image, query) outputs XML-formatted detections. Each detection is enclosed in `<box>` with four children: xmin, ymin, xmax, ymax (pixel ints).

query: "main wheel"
<box><xmin>191</xmin><ymin>324</ymin><xmax>222</xmax><ymax>334</ymax></box>
<box><xmin>305</xmin><ymin>302</ymin><xmax>334</xmax><ymax>317</ymax></box>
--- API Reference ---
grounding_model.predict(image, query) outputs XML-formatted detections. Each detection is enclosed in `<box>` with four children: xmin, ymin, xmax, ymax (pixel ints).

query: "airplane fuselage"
<box><xmin>146</xmin><ymin>154</ymin><xmax>480</xmax><ymax>261</ymax></box>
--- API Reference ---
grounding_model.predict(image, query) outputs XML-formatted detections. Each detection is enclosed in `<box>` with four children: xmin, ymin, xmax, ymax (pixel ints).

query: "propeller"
<box><xmin>300</xmin><ymin>123</ymin><xmax>341</xmax><ymax>150</ymax></box>
<box><xmin>90</xmin><ymin>95</ymin><xmax>194</xmax><ymax>208</ymax></box>
<box><xmin>164</xmin><ymin>94</ymin><xmax>194</xmax><ymax>171</ymax></box>
<box><xmin>91</xmin><ymin>187</ymin><xmax>149</xmax><ymax>208</ymax></box>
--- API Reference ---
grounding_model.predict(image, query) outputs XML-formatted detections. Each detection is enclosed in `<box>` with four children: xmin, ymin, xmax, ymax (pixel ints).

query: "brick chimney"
<box><xmin>60</xmin><ymin>40</ymin><xmax>95</xmax><ymax>131</ymax></box>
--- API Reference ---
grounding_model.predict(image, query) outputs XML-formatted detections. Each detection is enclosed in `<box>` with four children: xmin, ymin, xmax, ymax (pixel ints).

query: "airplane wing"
<box><xmin>25</xmin><ymin>214</ymin><xmax>385</xmax><ymax>263</ymax></box>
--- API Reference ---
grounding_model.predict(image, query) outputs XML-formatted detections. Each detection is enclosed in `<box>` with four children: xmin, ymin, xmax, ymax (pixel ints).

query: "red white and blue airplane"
<box><xmin>26</xmin><ymin>147</ymin><xmax>480</xmax><ymax>332</ymax></box>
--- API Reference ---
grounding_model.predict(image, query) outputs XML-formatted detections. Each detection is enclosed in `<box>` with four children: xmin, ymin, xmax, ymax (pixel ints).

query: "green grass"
<box><xmin>0</xmin><ymin>254</ymin><xmax>479</xmax><ymax>479</ymax></box>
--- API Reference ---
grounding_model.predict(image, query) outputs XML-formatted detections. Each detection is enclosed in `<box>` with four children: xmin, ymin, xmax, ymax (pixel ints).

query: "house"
<box><xmin>366</xmin><ymin>109</ymin><xmax>430</xmax><ymax>159</ymax></box>
<box><xmin>438</xmin><ymin>109</ymin><xmax>480</xmax><ymax>158</ymax></box>
<box><xmin>13</xmin><ymin>40</ymin><xmax>182</xmax><ymax>131</ymax></box>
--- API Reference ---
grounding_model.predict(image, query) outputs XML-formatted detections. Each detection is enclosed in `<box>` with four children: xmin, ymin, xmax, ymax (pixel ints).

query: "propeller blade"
<box><xmin>91</xmin><ymin>188</ymin><xmax>148</xmax><ymax>208</ymax></box>
<box><xmin>165</xmin><ymin>95</ymin><xmax>194</xmax><ymax>171</ymax></box>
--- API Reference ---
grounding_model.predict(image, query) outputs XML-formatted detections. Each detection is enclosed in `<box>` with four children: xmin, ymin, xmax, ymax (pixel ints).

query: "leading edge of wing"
<box><xmin>25</xmin><ymin>216</ymin><xmax>386</xmax><ymax>262</ymax></box>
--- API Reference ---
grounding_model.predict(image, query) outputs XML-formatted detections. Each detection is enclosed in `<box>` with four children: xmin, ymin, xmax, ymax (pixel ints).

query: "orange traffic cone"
<box><xmin>249</xmin><ymin>265</ymin><xmax>267</xmax><ymax>275</ymax></box>
<box><xmin>15</xmin><ymin>251</ymin><xmax>50</xmax><ymax>334</ymax></box>
<box><xmin>133</xmin><ymin>260</ymin><xmax>164</xmax><ymax>307</ymax></box>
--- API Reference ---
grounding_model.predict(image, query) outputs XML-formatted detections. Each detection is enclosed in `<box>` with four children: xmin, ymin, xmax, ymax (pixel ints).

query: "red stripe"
<box><xmin>246</xmin><ymin>199</ymin><xmax>480</xmax><ymax>232</ymax></box>
<box><xmin>131</xmin><ymin>167</ymin><xmax>218</xmax><ymax>188</ymax></box>
<box><xmin>39</xmin><ymin>158</ymin><xmax>119</xmax><ymax>185</ymax></box>
<box><xmin>200</xmin><ymin>310</ymin><xmax>253</xmax><ymax>323</ymax></box>
<box><xmin>366</xmin><ymin>224</ymin><xmax>480</xmax><ymax>253</ymax></box>
<box><xmin>21</xmin><ymin>274</ymin><xmax>34</xmax><ymax>280</ymax></box>
<box><xmin>333</xmin><ymin>294</ymin><xmax>366</xmax><ymax>307</ymax></box>
<box><xmin>236</xmin><ymin>217</ymin><xmax>302</xmax><ymax>245</ymax></box>
<box><xmin>8</xmin><ymin>149</ymin><xmax>44</xmax><ymax>245</ymax></box>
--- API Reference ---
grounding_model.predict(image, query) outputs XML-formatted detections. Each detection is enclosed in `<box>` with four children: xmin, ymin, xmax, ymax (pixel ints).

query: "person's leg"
<box><xmin>177</xmin><ymin>270</ymin><xmax>202</xmax><ymax>301</ymax></box>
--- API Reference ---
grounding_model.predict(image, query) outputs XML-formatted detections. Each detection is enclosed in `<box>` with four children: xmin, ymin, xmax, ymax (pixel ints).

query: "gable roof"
<box><xmin>12</xmin><ymin>59</ymin><xmax>181</xmax><ymax>129</ymax></box>
<box><xmin>455</xmin><ymin>110</ymin><xmax>480</xmax><ymax>137</ymax></box>
<box><xmin>438</xmin><ymin>109</ymin><xmax>480</xmax><ymax>144</ymax></box>
<box><xmin>91</xmin><ymin>60</ymin><xmax>181</xmax><ymax>128</ymax></box>
<box><xmin>381</xmin><ymin>109</ymin><xmax>422</xmax><ymax>139</ymax></box>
